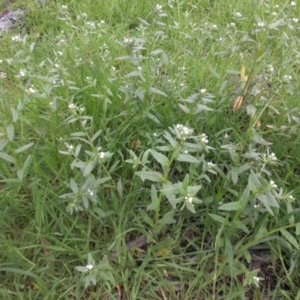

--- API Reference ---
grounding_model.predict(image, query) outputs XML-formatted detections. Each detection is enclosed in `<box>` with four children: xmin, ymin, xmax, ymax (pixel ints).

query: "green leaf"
<box><xmin>176</xmin><ymin>154</ymin><xmax>199</xmax><ymax>163</ymax></box>
<box><xmin>219</xmin><ymin>201</ymin><xmax>243</xmax><ymax>211</ymax></box>
<box><xmin>281</xmin><ymin>229</ymin><xmax>299</xmax><ymax>250</ymax></box>
<box><xmin>232</xmin><ymin>220</ymin><xmax>249</xmax><ymax>233</ymax></box>
<box><xmin>6</xmin><ymin>124</ymin><xmax>14</xmax><ymax>142</ymax></box>
<box><xmin>150</xmin><ymin>150</ymin><xmax>169</xmax><ymax>167</ymax></box>
<box><xmin>15</xmin><ymin>143</ymin><xmax>34</xmax><ymax>154</ymax></box>
<box><xmin>0</xmin><ymin>152</ymin><xmax>15</xmax><ymax>163</ymax></box>
<box><xmin>91</xmin><ymin>130</ymin><xmax>102</xmax><ymax>142</ymax></box>
<box><xmin>135</xmin><ymin>169</ymin><xmax>163</xmax><ymax>182</ymax></box>
<box><xmin>83</xmin><ymin>160</ymin><xmax>97</xmax><ymax>177</ymax></box>
<box><xmin>17</xmin><ymin>155</ymin><xmax>32</xmax><ymax>180</ymax></box>
<box><xmin>209</xmin><ymin>214</ymin><xmax>226</xmax><ymax>224</ymax></box>
<box><xmin>250</xmin><ymin>134</ymin><xmax>272</xmax><ymax>145</ymax></box>
<box><xmin>147</xmin><ymin>185</ymin><xmax>159</xmax><ymax>211</ymax></box>
<box><xmin>157</xmin><ymin>210</ymin><xmax>175</xmax><ymax>225</ymax></box>
<box><xmin>139</xmin><ymin>209</ymin><xmax>154</xmax><ymax>227</ymax></box>
<box><xmin>237</xmin><ymin>163</ymin><xmax>253</xmax><ymax>174</ymax></box>
<box><xmin>265</xmin><ymin>191</ymin><xmax>279</xmax><ymax>208</ymax></box>
<box><xmin>0</xmin><ymin>139</ymin><xmax>9</xmax><ymax>151</ymax></box>
<box><xmin>148</xmin><ymin>87</ymin><xmax>168</xmax><ymax>97</ymax></box>
<box><xmin>231</xmin><ymin>169</ymin><xmax>238</xmax><ymax>184</ymax></box>
<box><xmin>75</xmin><ymin>266</ymin><xmax>88</xmax><ymax>272</ymax></box>
<box><xmin>163</xmin><ymin>131</ymin><xmax>178</xmax><ymax>148</ymax></box>
<box><xmin>257</xmin><ymin>194</ymin><xmax>274</xmax><ymax>216</ymax></box>
<box><xmin>248</xmin><ymin>170</ymin><xmax>262</xmax><ymax>191</ymax></box>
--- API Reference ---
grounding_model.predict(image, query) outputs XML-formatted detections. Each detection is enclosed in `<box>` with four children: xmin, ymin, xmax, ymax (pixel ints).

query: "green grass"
<box><xmin>1</xmin><ymin>0</ymin><xmax>300</xmax><ymax>299</ymax></box>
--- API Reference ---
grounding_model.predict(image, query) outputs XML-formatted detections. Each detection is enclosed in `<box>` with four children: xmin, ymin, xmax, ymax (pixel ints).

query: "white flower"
<box><xmin>207</xmin><ymin>162</ymin><xmax>214</xmax><ymax>168</ymax></box>
<box><xmin>270</xmin><ymin>180</ymin><xmax>277</xmax><ymax>188</ymax></box>
<box><xmin>25</xmin><ymin>86</ymin><xmax>36</xmax><ymax>93</ymax></box>
<box><xmin>87</xmin><ymin>189</ymin><xmax>94</xmax><ymax>196</ymax></box>
<box><xmin>155</xmin><ymin>4</ymin><xmax>163</xmax><ymax>12</ymax></box>
<box><xmin>185</xmin><ymin>196</ymin><xmax>193</xmax><ymax>204</ymax></box>
<box><xmin>12</xmin><ymin>35</ymin><xmax>22</xmax><ymax>42</ymax></box>
<box><xmin>292</xmin><ymin>18</ymin><xmax>299</xmax><ymax>22</ymax></box>
<box><xmin>253</xmin><ymin>276</ymin><xmax>260</xmax><ymax>282</ymax></box>
<box><xmin>283</xmin><ymin>75</ymin><xmax>292</xmax><ymax>81</ymax></box>
<box><xmin>19</xmin><ymin>69</ymin><xmax>26</xmax><ymax>77</ymax></box>
<box><xmin>235</xmin><ymin>12</ymin><xmax>242</xmax><ymax>17</ymax></box>
<box><xmin>175</xmin><ymin>124</ymin><xmax>194</xmax><ymax>136</ymax></box>
<box><xmin>86</xmin><ymin>264</ymin><xmax>93</xmax><ymax>270</ymax></box>
<box><xmin>200</xmin><ymin>133</ymin><xmax>208</xmax><ymax>143</ymax></box>
<box><xmin>291</xmin><ymin>1</ymin><xmax>296</xmax><ymax>6</ymax></box>
<box><xmin>200</xmin><ymin>89</ymin><xmax>206</xmax><ymax>93</ymax></box>
<box><xmin>98</xmin><ymin>152</ymin><xmax>105</xmax><ymax>159</ymax></box>
<box><xmin>67</xmin><ymin>144</ymin><xmax>74</xmax><ymax>152</ymax></box>
<box><xmin>269</xmin><ymin>152</ymin><xmax>277</xmax><ymax>160</ymax></box>
<box><xmin>68</xmin><ymin>103</ymin><xmax>77</xmax><ymax>109</ymax></box>
<box><xmin>257</xmin><ymin>22</ymin><xmax>265</xmax><ymax>27</ymax></box>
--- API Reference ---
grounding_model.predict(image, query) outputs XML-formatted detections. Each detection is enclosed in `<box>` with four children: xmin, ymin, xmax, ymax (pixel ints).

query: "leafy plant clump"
<box><xmin>0</xmin><ymin>0</ymin><xmax>300</xmax><ymax>299</ymax></box>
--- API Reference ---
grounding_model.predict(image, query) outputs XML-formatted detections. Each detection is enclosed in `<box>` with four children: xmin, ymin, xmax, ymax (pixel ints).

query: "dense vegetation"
<box><xmin>0</xmin><ymin>0</ymin><xmax>300</xmax><ymax>299</ymax></box>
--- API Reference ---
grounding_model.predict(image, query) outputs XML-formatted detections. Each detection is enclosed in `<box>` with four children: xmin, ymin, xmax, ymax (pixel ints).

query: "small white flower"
<box><xmin>235</xmin><ymin>12</ymin><xmax>242</xmax><ymax>17</ymax></box>
<box><xmin>292</xmin><ymin>18</ymin><xmax>299</xmax><ymax>22</ymax></box>
<box><xmin>272</xmin><ymin>12</ymin><xmax>277</xmax><ymax>16</ymax></box>
<box><xmin>25</xmin><ymin>86</ymin><xmax>36</xmax><ymax>93</ymax></box>
<box><xmin>19</xmin><ymin>69</ymin><xmax>26</xmax><ymax>77</ymax></box>
<box><xmin>269</xmin><ymin>152</ymin><xmax>277</xmax><ymax>160</ymax></box>
<box><xmin>175</xmin><ymin>124</ymin><xmax>194</xmax><ymax>136</ymax></box>
<box><xmin>7</xmin><ymin>58</ymin><xmax>13</xmax><ymax>64</ymax></box>
<box><xmin>0</xmin><ymin>72</ymin><xmax>7</xmax><ymax>79</ymax></box>
<box><xmin>98</xmin><ymin>152</ymin><xmax>105</xmax><ymax>159</ymax></box>
<box><xmin>68</xmin><ymin>144</ymin><xmax>74</xmax><ymax>152</ymax></box>
<box><xmin>291</xmin><ymin>1</ymin><xmax>296</xmax><ymax>6</ymax></box>
<box><xmin>207</xmin><ymin>162</ymin><xmax>214</xmax><ymax>168</ymax></box>
<box><xmin>155</xmin><ymin>4</ymin><xmax>163</xmax><ymax>12</ymax></box>
<box><xmin>200</xmin><ymin>133</ymin><xmax>208</xmax><ymax>143</ymax></box>
<box><xmin>200</xmin><ymin>88</ymin><xmax>206</xmax><ymax>93</ymax></box>
<box><xmin>257</xmin><ymin>22</ymin><xmax>265</xmax><ymax>27</ymax></box>
<box><xmin>184</xmin><ymin>150</ymin><xmax>188</xmax><ymax>154</ymax></box>
<box><xmin>86</xmin><ymin>264</ymin><xmax>93</xmax><ymax>270</ymax></box>
<box><xmin>68</xmin><ymin>103</ymin><xmax>76</xmax><ymax>109</ymax></box>
<box><xmin>270</xmin><ymin>180</ymin><xmax>277</xmax><ymax>188</ymax></box>
<box><xmin>12</xmin><ymin>35</ymin><xmax>22</xmax><ymax>42</ymax></box>
<box><xmin>185</xmin><ymin>196</ymin><xmax>193</xmax><ymax>204</ymax></box>
<box><xmin>253</xmin><ymin>276</ymin><xmax>260</xmax><ymax>282</ymax></box>
<box><xmin>283</xmin><ymin>75</ymin><xmax>292</xmax><ymax>81</ymax></box>
<box><xmin>87</xmin><ymin>189</ymin><xmax>94</xmax><ymax>197</ymax></box>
